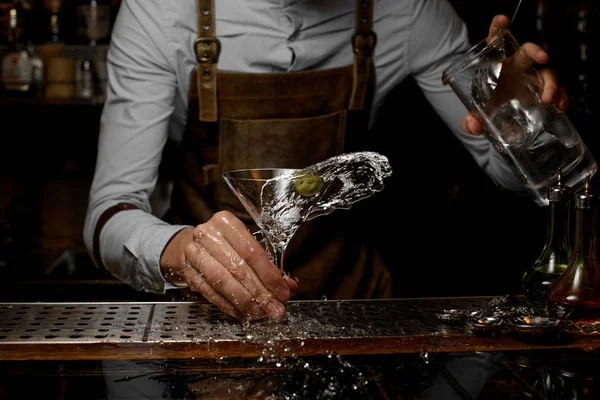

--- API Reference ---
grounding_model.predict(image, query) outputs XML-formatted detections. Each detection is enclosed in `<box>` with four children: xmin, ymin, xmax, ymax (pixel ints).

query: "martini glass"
<box><xmin>222</xmin><ymin>168</ymin><xmax>320</xmax><ymax>272</ymax></box>
<box><xmin>222</xmin><ymin>151</ymin><xmax>393</xmax><ymax>272</ymax></box>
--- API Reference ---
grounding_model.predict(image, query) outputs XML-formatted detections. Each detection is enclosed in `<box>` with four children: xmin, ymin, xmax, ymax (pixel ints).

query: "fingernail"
<box><xmin>267</xmin><ymin>301</ymin><xmax>286</xmax><ymax>319</ymax></box>
<box><xmin>249</xmin><ymin>306</ymin><xmax>265</xmax><ymax>320</ymax></box>
<box><xmin>275</xmin><ymin>285</ymin><xmax>290</xmax><ymax>301</ymax></box>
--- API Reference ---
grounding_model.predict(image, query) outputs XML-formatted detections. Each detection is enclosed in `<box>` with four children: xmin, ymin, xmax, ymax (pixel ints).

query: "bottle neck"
<box><xmin>572</xmin><ymin>206</ymin><xmax>599</xmax><ymax>262</ymax></box>
<box><xmin>545</xmin><ymin>201</ymin><xmax>569</xmax><ymax>246</ymax></box>
<box><xmin>6</xmin><ymin>3</ymin><xmax>21</xmax><ymax>50</ymax></box>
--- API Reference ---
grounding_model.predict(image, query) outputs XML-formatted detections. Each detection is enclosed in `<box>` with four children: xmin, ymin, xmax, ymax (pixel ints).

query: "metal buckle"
<box><xmin>352</xmin><ymin>31</ymin><xmax>377</xmax><ymax>57</ymax></box>
<box><xmin>194</xmin><ymin>37</ymin><xmax>221</xmax><ymax>64</ymax></box>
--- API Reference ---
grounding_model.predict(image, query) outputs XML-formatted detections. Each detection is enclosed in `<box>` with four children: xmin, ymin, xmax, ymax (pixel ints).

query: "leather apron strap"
<box><xmin>195</xmin><ymin>0</ymin><xmax>220</xmax><ymax>122</ymax></box>
<box><xmin>195</xmin><ymin>0</ymin><xmax>375</xmax><ymax>120</ymax></box>
<box><xmin>349</xmin><ymin>0</ymin><xmax>376</xmax><ymax>110</ymax></box>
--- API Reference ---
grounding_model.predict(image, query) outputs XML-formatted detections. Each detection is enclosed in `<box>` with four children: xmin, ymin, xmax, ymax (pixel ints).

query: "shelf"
<box><xmin>0</xmin><ymin>95</ymin><xmax>105</xmax><ymax>106</ymax></box>
<box><xmin>1</xmin><ymin>44</ymin><xmax>108</xmax><ymax>106</ymax></box>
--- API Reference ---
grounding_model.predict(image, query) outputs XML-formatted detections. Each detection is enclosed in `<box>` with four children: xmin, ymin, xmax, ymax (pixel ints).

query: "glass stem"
<box><xmin>274</xmin><ymin>243</ymin><xmax>286</xmax><ymax>272</ymax></box>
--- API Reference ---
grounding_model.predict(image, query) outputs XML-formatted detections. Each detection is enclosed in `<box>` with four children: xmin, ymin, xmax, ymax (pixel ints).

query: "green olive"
<box><xmin>294</xmin><ymin>173</ymin><xmax>325</xmax><ymax>197</ymax></box>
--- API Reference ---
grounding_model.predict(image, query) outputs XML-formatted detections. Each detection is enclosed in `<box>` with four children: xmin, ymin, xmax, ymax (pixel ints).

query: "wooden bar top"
<box><xmin>0</xmin><ymin>297</ymin><xmax>599</xmax><ymax>361</ymax></box>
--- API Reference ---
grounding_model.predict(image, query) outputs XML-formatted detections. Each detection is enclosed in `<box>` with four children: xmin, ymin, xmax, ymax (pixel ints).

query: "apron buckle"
<box><xmin>194</xmin><ymin>37</ymin><xmax>222</xmax><ymax>64</ymax></box>
<box><xmin>352</xmin><ymin>31</ymin><xmax>377</xmax><ymax>57</ymax></box>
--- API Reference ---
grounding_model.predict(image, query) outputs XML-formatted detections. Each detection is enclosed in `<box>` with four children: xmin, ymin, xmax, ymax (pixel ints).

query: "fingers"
<box><xmin>507</xmin><ymin>42</ymin><xmax>548</xmax><ymax>76</ymax></box>
<box><xmin>488</xmin><ymin>14</ymin><xmax>510</xmax><ymax>39</ymax></box>
<box><xmin>461</xmin><ymin>112</ymin><xmax>484</xmax><ymax>136</ymax></box>
<box><xmin>555</xmin><ymin>86</ymin><xmax>568</xmax><ymax>111</ymax></box>
<box><xmin>284</xmin><ymin>275</ymin><xmax>299</xmax><ymax>297</ymax></box>
<box><xmin>183</xmin><ymin>210</ymin><xmax>293</xmax><ymax>320</ymax></box>
<box><xmin>537</xmin><ymin>67</ymin><xmax>557</xmax><ymax>102</ymax></box>
<box><xmin>204</xmin><ymin>212</ymin><xmax>293</xmax><ymax>303</ymax></box>
<box><xmin>537</xmin><ymin>68</ymin><xmax>567</xmax><ymax>110</ymax></box>
<box><xmin>181</xmin><ymin>260</ymin><xmax>248</xmax><ymax>320</ymax></box>
<box><xmin>193</xmin><ymin>223</ymin><xmax>287</xmax><ymax>318</ymax></box>
<box><xmin>186</xmin><ymin>243</ymin><xmax>270</xmax><ymax>319</ymax></box>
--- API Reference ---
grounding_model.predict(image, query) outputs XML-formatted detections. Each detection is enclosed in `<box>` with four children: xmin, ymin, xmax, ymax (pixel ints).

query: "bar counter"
<box><xmin>0</xmin><ymin>297</ymin><xmax>599</xmax><ymax>361</ymax></box>
<box><xmin>1</xmin><ymin>296</ymin><xmax>600</xmax><ymax>399</ymax></box>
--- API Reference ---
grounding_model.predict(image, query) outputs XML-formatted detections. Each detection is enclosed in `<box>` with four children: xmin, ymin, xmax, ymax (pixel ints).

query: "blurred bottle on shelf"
<box><xmin>41</xmin><ymin>0</ymin><xmax>77</xmax><ymax>44</ymax></box>
<box><xmin>74</xmin><ymin>0</ymin><xmax>110</xmax><ymax>99</ymax></box>
<box><xmin>76</xmin><ymin>57</ymin><xmax>98</xmax><ymax>98</ymax></box>
<box><xmin>75</xmin><ymin>0</ymin><xmax>111</xmax><ymax>45</ymax></box>
<box><xmin>0</xmin><ymin>1</ymin><xmax>16</xmax><ymax>45</ymax></box>
<box><xmin>0</xmin><ymin>1</ymin><xmax>44</xmax><ymax>97</ymax></box>
<box><xmin>43</xmin><ymin>0</ymin><xmax>64</xmax><ymax>43</ymax></box>
<box><xmin>45</xmin><ymin>56</ymin><xmax>75</xmax><ymax>98</ymax></box>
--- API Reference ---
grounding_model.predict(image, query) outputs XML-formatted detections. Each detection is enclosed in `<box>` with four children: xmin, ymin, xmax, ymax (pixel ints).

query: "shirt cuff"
<box><xmin>101</xmin><ymin>209</ymin><xmax>193</xmax><ymax>294</ymax></box>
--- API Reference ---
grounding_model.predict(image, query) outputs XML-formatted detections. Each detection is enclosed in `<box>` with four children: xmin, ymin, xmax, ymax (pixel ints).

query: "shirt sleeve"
<box><xmin>407</xmin><ymin>0</ymin><xmax>524</xmax><ymax>192</ymax></box>
<box><xmin>82</xmin><ymin>0</ymin><xmax>191</xmax><ymax>294</ymax></box>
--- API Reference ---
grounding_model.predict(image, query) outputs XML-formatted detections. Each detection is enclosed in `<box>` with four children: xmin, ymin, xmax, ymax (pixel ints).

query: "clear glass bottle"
<box><xmin>522</xmin><ymin>172</ymin><xmax>572</xmax><ymax>314</ymax></box>
<box><xmin>0</xmin><ymin>2</ymin><xmax>36</xmax><ymax>96</ymax></box>
<box><xmin>75</xmin><ymin>0</ymin><xmax>111</xmax><ymax>45</ymax></box>
<box><xmin>547</xmin><ymin>176</ymin><xmax>600</xmax><ymax>321</ymax></box>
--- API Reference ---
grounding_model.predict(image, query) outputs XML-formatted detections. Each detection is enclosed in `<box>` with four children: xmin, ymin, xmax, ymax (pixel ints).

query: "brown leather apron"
<box><xmin>94</xmin><ymin>0</ymin><xmax>393</xmax><ymax>301</ymax></box>
<box><xmin>166</xmin><ymin>0</ymin><xmax>392</xmax><ymax>301</ymax></box>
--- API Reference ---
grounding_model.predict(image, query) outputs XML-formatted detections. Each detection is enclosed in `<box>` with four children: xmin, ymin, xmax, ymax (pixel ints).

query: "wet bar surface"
<box><xmin>1</xmin><ymin>297</ymin><xmax>599</xmax><ymax>361</ymax></box>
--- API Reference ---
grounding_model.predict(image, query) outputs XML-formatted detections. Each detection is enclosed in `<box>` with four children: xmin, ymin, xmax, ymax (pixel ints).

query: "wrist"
<box><xmin>160</xmin><ymin>227</ymin><xmax>194</xmax><ymax>286</ymax></box>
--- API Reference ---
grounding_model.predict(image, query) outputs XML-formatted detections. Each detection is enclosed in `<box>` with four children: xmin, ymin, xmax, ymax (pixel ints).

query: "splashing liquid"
<box><xmin>258</xmin><ymin>151</ymin><xmax>392</xmax><ymax>256</ymax></box>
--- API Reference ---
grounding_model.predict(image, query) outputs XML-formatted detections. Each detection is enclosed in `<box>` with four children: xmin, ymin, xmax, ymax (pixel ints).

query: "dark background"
<box><xmin>0</xmin><ymin>0</ymin><xmax>597</xmax><ymax>301</ymax></box>
<box><xmin>371</xmin><ymin>0</ymin><xmax>599</xmax><ymax>298</ymax></box>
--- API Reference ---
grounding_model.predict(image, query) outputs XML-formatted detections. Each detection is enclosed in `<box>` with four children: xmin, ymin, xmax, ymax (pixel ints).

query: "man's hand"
<box><xmin>461</xmin><ymin>14</ymin><xmax>568</xmax><ymax>135</ymax></box>
<box><xmin>161</xmin><ymin>211</ymin><xmax>298</xmax><ymax>320</ymax></box>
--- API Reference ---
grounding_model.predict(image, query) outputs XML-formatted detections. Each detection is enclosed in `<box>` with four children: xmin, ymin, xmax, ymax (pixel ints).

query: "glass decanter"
<box><xmin>547</xmin><ymin>175</ymin><xmax>600</xmax><ymax>322</ymax></box>
<box><xmin>521</xmin><ymin>171</ymin><xmax>572</xmax><ymax>314</ymax></box>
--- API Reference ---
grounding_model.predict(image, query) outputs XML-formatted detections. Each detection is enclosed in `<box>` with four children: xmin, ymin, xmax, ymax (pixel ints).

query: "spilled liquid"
<box><xmin>108</xmin><ymin>306</ymin><xmax>377</xmax><ymax>399</ymax></box>
<box><xmin>258</xmin><ymin>151</ymin><xmax>393</xmax><ymax>252</ymax></box>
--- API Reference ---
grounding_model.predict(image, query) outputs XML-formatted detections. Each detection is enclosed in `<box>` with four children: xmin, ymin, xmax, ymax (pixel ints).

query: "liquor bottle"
<box><xmin>76</xmin><ymin>57</ymin><xmax>97</xmax><ymax>98</ymax></box>
<box><xmin>0</xmin><ymin>1</ymin><xmax>43</xmax><ymax>96</ymax></box>
<box><xmin>0</xmin><ymin>1</ymin><xmax>15</xmax><ymax>45</ymax></box>
<box><xmin>521</xmin><ymin>171</ymin><xmax>571</xmax><ymax>314</ymax></box>
<box><xmin>75</xmin><ymin>0</ymin><xmax>111</xmax><ymax>45</ymax></box>
<box><xmin>547</xmin><ymin>175</ymin><xmax>600</xmax><ymax>321</ymax></box>
<box><xmin>42</xmin><ymin>0</ymin><xmax>76</xmax><ymax>43</ymax></box>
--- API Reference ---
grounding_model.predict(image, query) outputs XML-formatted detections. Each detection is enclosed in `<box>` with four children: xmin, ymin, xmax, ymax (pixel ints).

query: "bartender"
<box><xmin>83</xmin><ymin>0</ymin><xmax>568</xmax><ymax>320</ymax></box>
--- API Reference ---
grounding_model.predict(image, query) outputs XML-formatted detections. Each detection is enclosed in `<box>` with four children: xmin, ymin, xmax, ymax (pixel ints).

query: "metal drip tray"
<box><xmin>0</xmin><ymin>297</ymin><xmax>590</xmax><ymax>361</ymax></box>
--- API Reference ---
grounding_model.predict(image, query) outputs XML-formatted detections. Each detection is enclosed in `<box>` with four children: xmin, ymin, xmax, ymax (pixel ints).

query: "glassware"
<box><xmin>222</xmin><ymin>168</ymin><xmax>302</xmax><ymax>272</ymax></box>
<box><xmin>442</xmin><ymin>29</ymin><xmax>597</xmax><ymax>206</ymax></box>
<box><xmin>222</xmin><ymin>151</ymin><xmax>393</xmax><ymax>272</ymax></box>
<box><xmin>547</xmin><ymin>175</ymin><xmax>600</xmax><ymax>322</ymax></box>
<box><xmin>521</xmin><ymin>170</ymin><xmax>571</xmax><ymax>314</ymax></box>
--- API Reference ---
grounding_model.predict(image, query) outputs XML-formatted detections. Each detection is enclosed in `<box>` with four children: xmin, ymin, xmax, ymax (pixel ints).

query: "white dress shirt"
<box><xmin>83</xmin><ymin>0</ymin><xmax>521</xmax><ymax>294</ymax></box>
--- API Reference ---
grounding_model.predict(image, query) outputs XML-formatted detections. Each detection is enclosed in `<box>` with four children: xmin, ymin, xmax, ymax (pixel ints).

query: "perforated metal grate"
<box><xmin>0</xmin><ymin>298</ymin><xmax>488</xmax><ymax>344</ymax></box>
<box><xmin>3</xmin><ymin>297</ymin><xmax>545</xmax><ymax>360</ymax></box>
<box><xmin>0</xmin><ymin>303</ymin><xmax>152</xmax><ymax>343</ymax></box>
